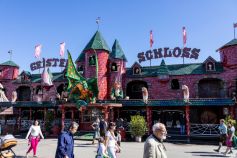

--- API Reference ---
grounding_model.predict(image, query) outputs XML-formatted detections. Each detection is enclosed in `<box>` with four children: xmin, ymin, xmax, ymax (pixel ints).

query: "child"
<box><xmin>96</xmin><ymin>137</ymin><xmax>109</xmax><ymax>158</ymax></box>
<box><xmin>116</xmin><ymin>131</ymin><xmax>121</xmax><ymax>147</ymax></box>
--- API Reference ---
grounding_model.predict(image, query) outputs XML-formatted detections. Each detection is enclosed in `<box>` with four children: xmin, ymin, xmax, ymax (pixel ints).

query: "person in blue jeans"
<box><xmin>55</xmin><ymin>122</ymin><xmax>79</xmax><ymax>158</ymax></box>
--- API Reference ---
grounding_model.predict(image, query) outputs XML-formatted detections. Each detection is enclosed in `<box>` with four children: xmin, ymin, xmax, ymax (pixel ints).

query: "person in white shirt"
<box><xmin>105</xmin><ymin>122</ymin><xmax>120</xmax><ymax>158</ymax></box>
<box><xmin>25</xmin><ymin>120</ymin><xmax>44</xmax><ymax>157</ymax></box>
<box><xmin>96</xmin><ymin>137</ymin><xmax>109</xmax><ymax>158</ymax></box>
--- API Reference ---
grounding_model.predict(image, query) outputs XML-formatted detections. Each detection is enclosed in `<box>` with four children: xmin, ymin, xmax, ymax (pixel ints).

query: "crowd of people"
<box><xmin>23</xmin><ymin>117</ymin><xmax>237</xmax><ymax>158</ymax></box>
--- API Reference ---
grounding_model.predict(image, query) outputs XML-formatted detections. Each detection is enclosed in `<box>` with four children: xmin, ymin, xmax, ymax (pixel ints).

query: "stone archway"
<box><xmin>198</xmin><ymin>78</ymin><xmax>224</xmax><ymax>98</ymax></box>
<box><xmin>16</xmin><ymin>86</ymin><xmax>31</xmax><ymax>101</ymax></box>
<box><xmin>126</xmin><ymin>80</ymin><xmax>148</xmax><ymax>99</ymax></box>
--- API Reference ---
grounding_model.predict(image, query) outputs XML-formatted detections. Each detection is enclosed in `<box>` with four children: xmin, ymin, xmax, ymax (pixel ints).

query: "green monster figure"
<box><xmin>110</xmin><ymin>82</ymin><xmax>123</xmax><ymax>100</ymax></box>
<box><xmin>66</xmin><ymin>51</ymin><xmax>98</xmax><ymax>107</ymax></box>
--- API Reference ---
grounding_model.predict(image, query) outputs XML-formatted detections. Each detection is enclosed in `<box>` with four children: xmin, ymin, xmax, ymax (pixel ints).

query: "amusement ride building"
<box><xmin>0</xmin><ymin>31</ymin><xmax>236</xmax><ymax>140</ymax></box>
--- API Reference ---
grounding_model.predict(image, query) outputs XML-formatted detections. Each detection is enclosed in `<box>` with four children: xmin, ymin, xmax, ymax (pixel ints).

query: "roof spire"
<box><xmin>96</xmin><ymin>17</ymin><xmax>101</xmax><ymax>30</ymax></box>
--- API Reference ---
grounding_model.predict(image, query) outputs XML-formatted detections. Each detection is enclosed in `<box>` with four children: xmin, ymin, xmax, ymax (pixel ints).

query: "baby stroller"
<box><xmin>0</xmin><ymin>134</ymin><xmax>17</xmax><ymax>158</ymax></box>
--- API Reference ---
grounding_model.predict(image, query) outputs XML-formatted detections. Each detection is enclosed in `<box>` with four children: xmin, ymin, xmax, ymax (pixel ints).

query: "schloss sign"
<box><xmin>137</xmin><ymin>47</ymin><xmax>200</xmax><ymax>63</ymax></box>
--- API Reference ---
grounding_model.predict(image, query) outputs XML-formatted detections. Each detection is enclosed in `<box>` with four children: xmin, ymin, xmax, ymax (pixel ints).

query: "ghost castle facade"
<box><xmin>0</xmin><ymin>31</ymin><xmax>236</xmax><ymax>139</ymax></box>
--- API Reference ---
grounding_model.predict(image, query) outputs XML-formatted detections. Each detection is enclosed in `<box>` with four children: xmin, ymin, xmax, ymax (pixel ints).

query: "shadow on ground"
<box><xmin>185</xmin><ymin>151</ymin><xmax>231</xmax><ymax>157</ymax></box>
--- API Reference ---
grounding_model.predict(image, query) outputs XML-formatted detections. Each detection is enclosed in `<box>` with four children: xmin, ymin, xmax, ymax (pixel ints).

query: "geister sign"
<box><xmin>30</xmin><ymin>58</ymin><xmax>68</xmax><ymax>71</ymax></box>
<box><xmin>137</xmin><ymin>47</ymin><xmax>200</xmax><ymax>63</ymax></box>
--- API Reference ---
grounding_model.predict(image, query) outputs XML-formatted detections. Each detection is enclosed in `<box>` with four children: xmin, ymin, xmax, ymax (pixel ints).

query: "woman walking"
<box><xmin>223</xmin><ymin>121</ymin><xmax>235</xmax><ymax>156</ymax></box>
<box><xmin>25</xmin><ymin>120</ymin><xmax>44</xmax><ymax>157</ymax></box>
<box><xmin>91</xmin><ymin>117</ymin><xmax>100</xmax><ymax>144</ymax></box>
<box><xmin>105</xmin><ymin>122</ymin><xmax>120</xmax><ymax>158</ymax></box>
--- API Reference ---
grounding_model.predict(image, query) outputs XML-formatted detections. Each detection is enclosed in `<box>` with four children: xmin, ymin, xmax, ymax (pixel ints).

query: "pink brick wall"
<box><xmin>84</xmin><ymin>49</ymin><xmax>109</xmax><ymax>100</ymax></box>
<box><xmin>0</xmin><ymin>66</ymin><xmax>19</xmax><ymax>80</ymax></box>
<box><xmin>219</xmin><ymin>45</ymin><xmax>237</xmax><ymax>68</ymax></box>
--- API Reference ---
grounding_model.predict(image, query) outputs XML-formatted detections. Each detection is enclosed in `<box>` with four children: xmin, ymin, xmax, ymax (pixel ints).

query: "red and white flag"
<box><xmin>234</xmin><ymin>23</ymin><xmax>237</xmax><ymax>28</ymax></box>
<box><xmin>60</xmin><ymin>42</ymin><xmax>66</xmax><ymax>57</ymax></box>
<box><xmin>35</xmin><ymin>44</ymin><xmax>42</xmax><ymax>58</ymax></box>
<box><xmin>150</xmin><ymin>30</ymin><xmax>154</xmax><ymax>48</ymax></box>
<box><xmin>182</xmin><ymin>27</ymin><xmax>187</xmax><ymax>47</ymax></box>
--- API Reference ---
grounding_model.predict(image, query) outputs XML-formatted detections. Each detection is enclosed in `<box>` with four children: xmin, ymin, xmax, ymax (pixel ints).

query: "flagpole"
<box><xmin>234</xmin><ymin>24</ymin><xmax>236</xmax><ymax>39</ymax></box>
<box><xmin>150</xmin><ymin>47</ymin><xmax>152</xmax><ymax>67</ymax></box>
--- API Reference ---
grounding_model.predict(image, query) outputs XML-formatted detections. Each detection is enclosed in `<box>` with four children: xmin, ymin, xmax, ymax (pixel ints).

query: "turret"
<box><xmin>217</xmin><ymin>39</ymin><xmax>237</xmax><ymax>68</ymax></box>
<box><xmin>76</xmin><ymin>31</ymin><xmax>110</xmax><ymax>100</ymax></box>
<box><xmin>109</xmin><ymin>39</ymin><xmax>127</xmax><ymax>97</ymax></box>
<box><xmin>0</xmin><ymin>60</ymin><xmax>19</xmax><ymax>80</ymax></box>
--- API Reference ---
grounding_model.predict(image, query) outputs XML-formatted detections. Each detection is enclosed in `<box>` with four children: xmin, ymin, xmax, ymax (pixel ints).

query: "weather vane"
<box><xmin>96</xmin><ymin>17</ymin><xmax>101</xmax><ymax>30</ymax></box>
<box><xmin>8</xmin><ymin>50</ymin><xmax>12</xmax><ymax>61</ymax></box>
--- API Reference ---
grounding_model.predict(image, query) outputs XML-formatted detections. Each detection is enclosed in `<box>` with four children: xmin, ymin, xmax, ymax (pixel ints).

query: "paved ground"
<box><xmin>8</xmin><ymin>139</ymin><xmax>237</xmax><ymax>158</ymax></box>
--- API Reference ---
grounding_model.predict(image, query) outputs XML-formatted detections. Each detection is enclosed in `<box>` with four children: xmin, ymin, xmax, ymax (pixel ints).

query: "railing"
<box><xmin>190</xmin><ymin>123</ymin><xmax>219</xmax><ymax>136</ymax></box>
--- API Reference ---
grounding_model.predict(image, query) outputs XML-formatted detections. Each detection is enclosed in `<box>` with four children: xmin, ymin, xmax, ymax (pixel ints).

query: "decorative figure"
<box><xmin>0</xmin><ymin>83</ymin><xmax>9</xmax><ymax>102</ymax></box>
<box><xmin>208</xmin><ymin>64</ymin><xmax>213</xmax><ymax>70</ymax></box>
<box><xmin>142</xmin><ymin>87</ymin><xmax>148</xmax><ymax>104</ymax></box>
<box><xmin>11</xmin><ymin>91</ymin><xmax>17</xmax><ymax>102</ymax></box>
<box><xmin>134</xmin><ymin>67</ymin><xmax>140</xmax><ymax>74</ymax></box>
<box><xmin>182</xmin><ymin>85</ymin><xmax>190</xmax><ymax>103</ymax></box>
<box><xmin>110</xmin><ymin>82</ymin><xmax>123</xmax><ymax>100</ymax></box>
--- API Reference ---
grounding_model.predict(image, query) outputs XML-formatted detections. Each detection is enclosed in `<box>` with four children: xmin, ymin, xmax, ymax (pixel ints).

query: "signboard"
<box><xmin>137</xmin><ymin>47</ymin><xmax>200</xmax><ymax>63</ymax></box>
<box><xmin>30</xmin><ymin>58</ymin><xmax>68</xmax><ymax>71</ymax></box>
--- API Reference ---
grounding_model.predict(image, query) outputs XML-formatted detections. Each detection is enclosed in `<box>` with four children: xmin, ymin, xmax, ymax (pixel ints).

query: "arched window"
<box><xmin>89</xmin><ymin>55</ymin><xmax>96</xmax><ymax>66</ymax></box>
<box><xmin>77</xmin><ymin>65</ymin><xmax>83</xmax><ymax>73</ymax></box>
<box><xmin>111</xmin><ymin>63</ymin><xmax>118</xmax><ymax>72</ymax></box>
<box><xmin>171</xmin><ymin>79</ymin><xmax>180</xmax><ymax>90</ymax></box>
<box><xmin>133</xmin><ymin>67</ymin><xmax>141</xmax><ymax>75</ymax></box>
<box><xmin>206</xmin><ymin>62</ymin><xmax>215</xmax><ymax>71</ymax></box>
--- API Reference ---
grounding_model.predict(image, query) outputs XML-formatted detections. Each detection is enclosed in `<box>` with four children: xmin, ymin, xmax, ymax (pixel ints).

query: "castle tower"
<box><xmin>218</xmin><ymin>39</ymin><xmax>237</xmax><ymax>68</ymax></box>
<box><xmin>0</xmin><ymin>60</ymin><xmax>19</xmax><ymax>80</ymax></box>
<box><xmin>109</xmin><ymin>39</ymin><xmax>127</xmax><ymax>97</ymax></box>
<box><xmin>76</xmin><ymin>31</ymin><xmax>111</xmax><ymax>100</ymax></box>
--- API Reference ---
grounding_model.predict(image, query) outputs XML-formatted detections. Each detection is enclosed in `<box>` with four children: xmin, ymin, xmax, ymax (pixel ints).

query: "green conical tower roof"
<box><xmin>110</xmin><ymin>39</ymin><xmax>127</xmax><ymax>61</ymax></box>
<box><xmin>83</xmin><ymin>31</ymin><xmax>110</xmax><ymax>52</ymax></box>
<box><xmin>218</xmin><ymin>39</ymin><xmax>237</xmax><ymax>51</ymax></box>
<box><xmin>0</xmin><ymin>60</ymin><xmax>19</xmax><ymax>67</ymax></box>
<box><xmin>157</xmin><ymin>59</ymin><xmax>169</xmax><ymax>75</ymax></box>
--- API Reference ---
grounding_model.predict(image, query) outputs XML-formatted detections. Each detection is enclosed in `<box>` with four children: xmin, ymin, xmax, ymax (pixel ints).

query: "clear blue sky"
<box><xmin>0</xmin><ymin>0</ymin><xmax>236</xmax><ymax>73</ymax></box>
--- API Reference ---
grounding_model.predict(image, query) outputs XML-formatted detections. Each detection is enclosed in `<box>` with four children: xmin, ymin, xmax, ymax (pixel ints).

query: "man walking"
<box><xmin>143</xmin><ymin>123</ymin><xmax>167</xmax><ymax>158</ymax></box>
<box><xmin>214</xmin><ymin>119</ymin><xmax>227</xmax><ymax>153</ymax></box>
<box><xmin>55</xmin><ymin>122</ymin><xmax>79</xmax><ymax>158</ymax></box>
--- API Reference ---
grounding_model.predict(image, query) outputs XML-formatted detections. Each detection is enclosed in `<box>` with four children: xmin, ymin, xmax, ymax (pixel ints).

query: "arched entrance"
<box><xmin>16</xmin><ymin>86</ymin><xmax>31</xmax><ymax>101</ymax></box>
<box><xmin>126</xmin><ymin>80</ymin><xmax>148</xmax><ymax>99</ymax></box>
<box><xmin>198</xmin><ymin>78</ymin><xmax>224</xmax><ymax>98</ymax></box>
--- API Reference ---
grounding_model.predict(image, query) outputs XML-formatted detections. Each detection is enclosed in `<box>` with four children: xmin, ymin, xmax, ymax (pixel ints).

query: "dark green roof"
<box><xmin>99</xmin><ymin>98</ymin><xmax>234</xmax><ymax>107</ymax></box>
<box><xmin>21</xmin><ymin>71</ymin><xmax>31</xmax><ymax>76</ymax></box>
<box><xmin>76</xmin><ymin>52</ymin><xmax>85</xmax><ymax>62</ymax></box>
<box><xmin>126</xmin><ymin>62</ymin><xmax>224</xmax><ymax>77</ymax></box>
<box><xmin>30</xmin><ymin>72</ymin><xmax>66</xmax><ymax>83</ymax></box>
<box><xmin>157</xmin><ymin>59</ymin><xmax>169</xmax><ymax>75</ymax></box>
<box><xmin>0</xmin><ymin>60</ymin><xmax>19</xmax><ymax>67</ymax></box>
<box><xmin>218</xmin><ymin>39</ymin><xmax>237</xmax><ymax>50</ymax></box>
<box><xmin>83</xmin><ymin>31</ymin><xmax>110</xmax><ymax>52</ymax></box>
<box><xmin>110</xmin><ymin>39</ymin><xmax>127</xmax><ymax>61</ymax></box>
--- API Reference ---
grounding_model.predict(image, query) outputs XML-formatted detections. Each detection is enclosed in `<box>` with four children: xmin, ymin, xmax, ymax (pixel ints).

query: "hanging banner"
<box><xmin>137</xmin><ymin>47</ymin><xmax>200</xmax><ymax>63</ymax></box>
